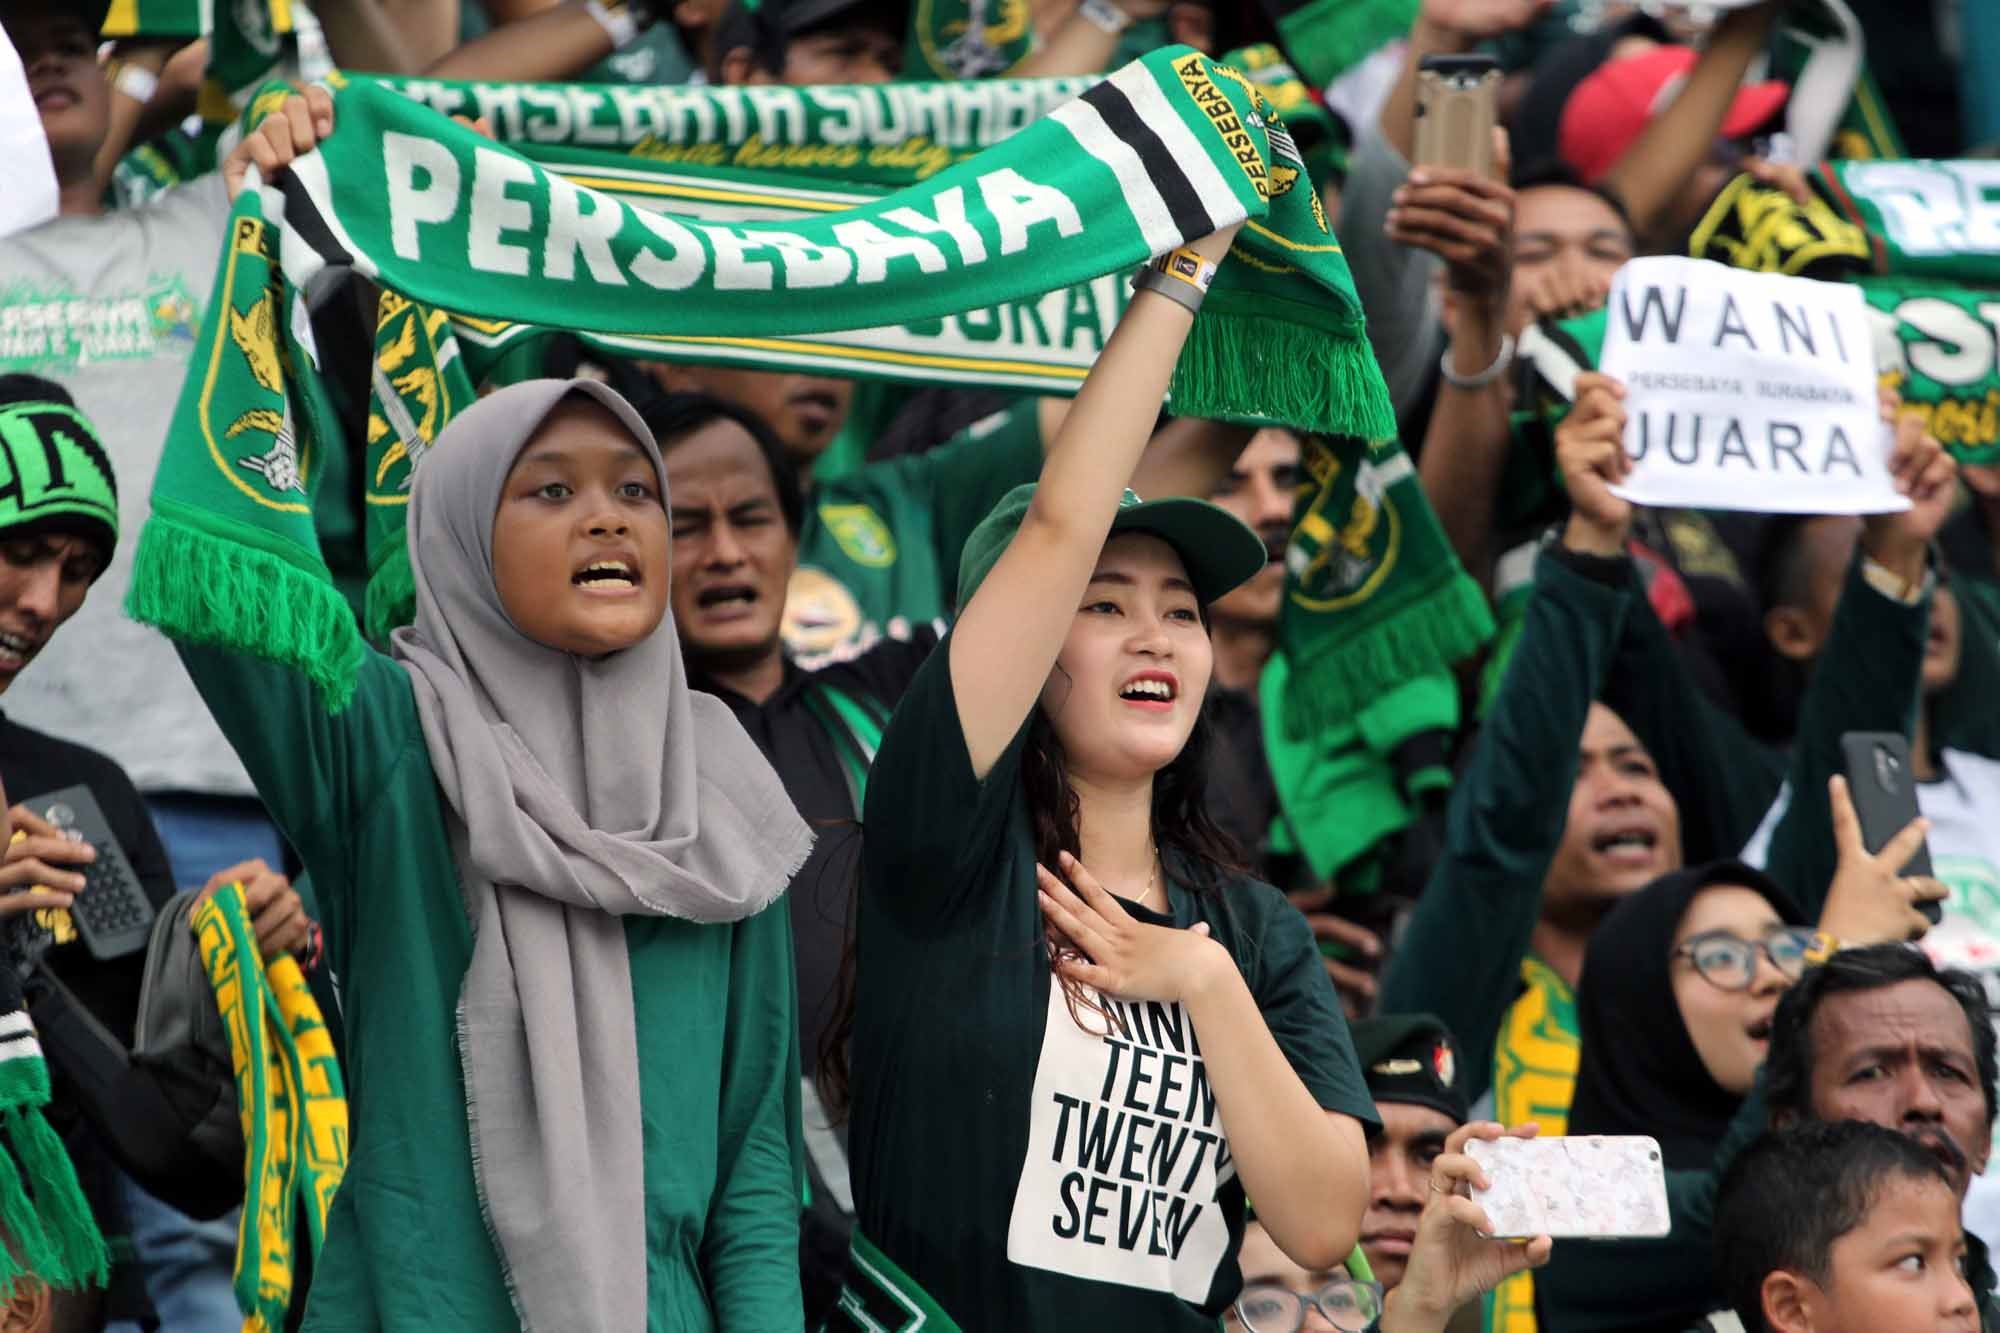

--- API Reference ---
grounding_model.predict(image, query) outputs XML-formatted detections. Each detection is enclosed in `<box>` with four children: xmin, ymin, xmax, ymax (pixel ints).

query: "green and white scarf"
<box><xmin>132</xmin><ymin>50</ymin><xmax>1436</xmax><ymax>709</ymax></box>
<box><xmin>0</xmin><ymin>964</ymin><xmax>107</xmax><ymax>1295</ymax></box>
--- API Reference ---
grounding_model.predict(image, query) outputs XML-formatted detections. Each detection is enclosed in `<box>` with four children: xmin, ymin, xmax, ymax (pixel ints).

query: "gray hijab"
<box><xmin>389</xmin><ymin>378</ymin><xmax>811</xmax><ymax>1333</ymax></box>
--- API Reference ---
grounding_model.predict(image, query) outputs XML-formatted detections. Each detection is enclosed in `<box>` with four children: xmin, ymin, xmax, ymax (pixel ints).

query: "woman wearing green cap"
<box><xmin>828</xmin><ymin>221</ymin><xmax>1378</xmax><ymax>1330</ymax></box>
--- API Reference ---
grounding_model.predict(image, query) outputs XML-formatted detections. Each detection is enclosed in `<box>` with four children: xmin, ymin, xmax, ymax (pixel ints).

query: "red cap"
<box><xmin>1558</xmin><ymin>45</ymin><xmax>1789</xmax><ymax>184</ymax></box>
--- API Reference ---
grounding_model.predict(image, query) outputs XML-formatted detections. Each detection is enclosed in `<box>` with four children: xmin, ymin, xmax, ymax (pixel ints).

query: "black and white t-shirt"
<box><xmin>843</xmin><ymin>640</ymin><xmax>1377</xmax><ymax>1330</ymax></box>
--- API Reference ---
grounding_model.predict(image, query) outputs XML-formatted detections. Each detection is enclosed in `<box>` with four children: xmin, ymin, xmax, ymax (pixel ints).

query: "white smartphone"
<box><xmin>1464</xmin><ymin>1135</ymin><xmax>1671</xmax><ymax>1239</ymax></box>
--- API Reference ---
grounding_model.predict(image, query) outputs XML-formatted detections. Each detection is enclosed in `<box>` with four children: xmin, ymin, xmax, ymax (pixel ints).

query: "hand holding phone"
<box><xmin>1825</xmin><ymin>737</ymin><xmax>1947</xmax><ymax>935</ymax></box>
<box><xmin>1465</xmin><ymin>1135</ymin><xmax>1669</xmax><ymax>1239</ymax></box>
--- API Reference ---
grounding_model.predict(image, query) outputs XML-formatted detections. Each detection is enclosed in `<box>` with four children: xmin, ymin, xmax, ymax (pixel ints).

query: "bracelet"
<box><xmin>1133</xmin><ymin>266</ymin><xmax>1203</xmax><ymax>314</ymax></box>
<box><xmin>585</xmin><ymin>0</ymin><xmax>643</xmax><ymax>48</ymax></box>
<box><xmin>111</xmin><ymin>61</ymin><xmax>160</xmax><ymax>105</ymax></box>
<box><xmin>1803</xmin><ymin>930</ymin><xmax>1850</xmax><ymax>967</ymax></box>
<box><xmin>293</xmin><ymin>919</ymin><xmax>325</xmax><ymax>974</ymax></box>
<box><xmin>1438</xmin><ymin>331</ymin><xmax>1514</xmax><ymax>389</ymax></box>
<box><xmin>1078</xmin><ymin>0</ymin><xmax>1133</xmax><ymax>35</ymax></box>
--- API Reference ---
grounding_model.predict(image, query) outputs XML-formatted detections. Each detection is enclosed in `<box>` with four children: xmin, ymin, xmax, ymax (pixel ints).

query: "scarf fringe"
<box><xmin>365</xmin><ymin>548</ymin><xmax>416</xmax><ymax>645</ymax></box>
<box><xmin>1</xmin><ymin>1108</ymin><xmax>109</xmax><ymax>1289</ymax></box>
<box><xmin>1172</xmin><ymin>305</ymin><xmax>1396</xmax><ymax>442</ymax></box>
<box><xmin>126</xmin><ymin>511</ymin><xmax>365</xmax><ymax>712</ymax></box>
<box><xmin>1282</xmin><ymin>570</ymin><xmax>1493</xmax><ymax>740</ymax></box>
<box><xmin>1275</xmin><ymin>0</ymin><xmax>1421</xmax><ymax>87</ymax></box>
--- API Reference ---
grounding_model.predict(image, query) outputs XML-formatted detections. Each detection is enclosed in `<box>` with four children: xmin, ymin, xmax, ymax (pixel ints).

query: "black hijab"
<box><xmin>1566</xmin><ymin>860</ymin><xmax>1804</xmax><ymax>1171</ymax></box>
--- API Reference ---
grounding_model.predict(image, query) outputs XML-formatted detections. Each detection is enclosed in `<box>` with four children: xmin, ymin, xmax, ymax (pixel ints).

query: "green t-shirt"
<box><xmin>845</xmin><ymin>643</ymin><xmax>1377</xmax><ymax>1329</ymax></box>
<box><xmin>178</xmin><ymin>645</ymin><xmax>803</xmax><ymax>1331</ymax></box>
<box><xmin>785</xmin><ymin>404</ymin><xmax>1043</xmax><ymax>667</ymax></box>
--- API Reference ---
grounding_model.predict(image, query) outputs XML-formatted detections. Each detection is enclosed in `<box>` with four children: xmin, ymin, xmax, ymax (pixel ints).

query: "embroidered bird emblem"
<box><xmin>224</xmin><ymin>291</ymin><xmax>306</xmax><ymax>495</ymax></box>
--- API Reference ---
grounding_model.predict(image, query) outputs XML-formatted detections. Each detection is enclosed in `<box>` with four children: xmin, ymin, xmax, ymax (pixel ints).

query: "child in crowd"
<box><xmin>1716</xmin><ymin>1120</ymin><xmax>1978</xmax><ymax>1333</ymax></box>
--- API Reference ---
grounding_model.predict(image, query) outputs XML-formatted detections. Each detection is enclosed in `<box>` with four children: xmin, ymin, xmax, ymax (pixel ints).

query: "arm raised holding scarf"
<box><xmin>952</xmin><ymin>223</ymin><xmax>1373</xmax><ymax>1275</ymax></box>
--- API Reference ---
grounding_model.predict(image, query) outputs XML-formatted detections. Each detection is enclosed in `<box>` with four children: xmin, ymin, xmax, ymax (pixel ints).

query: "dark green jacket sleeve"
<box><xmin>701</xmin><ymin>901</ymin><xmax>807</xmax><ymax>1329</ymax></box>
<box><xmin>1935</xmin><ymin>579</ymin><xmax>2000</xmax><ymax>758</ymax></box>
<box><xmin>1759</xmin><ymin>557</ymin><xmax>1928</xmax><ymax>920</ymax></box>
<box><xmin>1537</xmin><ymin>1078</ymin><xmax>1769</xmax><ymax>1332</ymax></box>
<box><xmin>1378</xmin><ymin>550</ymin><xmax>1632</xmax><ymax>1104</ymax></box>
<box><xmin>1599</xmin><ymin>569</ymin><xmax>1787</xmax><ymax>865</ymax></box>
<box><xmin>174</xmin><ymin>643</ymin><xmax>427</xmax><ymax>960</ymax></box>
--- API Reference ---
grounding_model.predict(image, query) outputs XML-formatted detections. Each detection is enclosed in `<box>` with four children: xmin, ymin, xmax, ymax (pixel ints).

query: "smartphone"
<box><xmin>1413</xmin><ymin>54</ymin><xmax>1500</xmax><ymax>178</ymax></box>
<box><xmin>1840</xmin><ymin>731</ymin><xmax>1941</xmax><ymax>923</ymax></box>
<box><xmin>1464</xmin><ymin>1136</ymin><xmax>1670</xmax><ymax>1239</ymax></box>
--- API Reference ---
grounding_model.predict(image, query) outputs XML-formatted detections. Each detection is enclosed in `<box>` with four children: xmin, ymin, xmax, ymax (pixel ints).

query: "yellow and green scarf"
<box><xmin>193</xmin><ymin>883</ymin><xmax>346</xmax><ymax>1333</ymax></box>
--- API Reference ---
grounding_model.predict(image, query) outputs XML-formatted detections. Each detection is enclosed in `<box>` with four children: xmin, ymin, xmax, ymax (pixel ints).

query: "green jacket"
<box><xmin>177</xmin><ymin>645</ymin><xmax>804</xmax><ymax>1332</ymax></box>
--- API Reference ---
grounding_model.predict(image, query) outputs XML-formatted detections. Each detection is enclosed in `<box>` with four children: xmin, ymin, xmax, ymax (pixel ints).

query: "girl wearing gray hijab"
<box><xmin>174</xmin><ymin>379</ymin><xmax>813</xmax><ymax>1332</ymax></box>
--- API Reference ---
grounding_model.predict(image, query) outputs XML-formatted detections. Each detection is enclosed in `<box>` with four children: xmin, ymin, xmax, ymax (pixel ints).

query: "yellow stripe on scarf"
<box><xmin>193</xmin><ymin>885</ymin><xmax>347</xmax><ymax>1333</ymax></box>
<box><xmin>1485</xmin><ymin>955</ymin><xmax>1580</xmax><ymax>1333</ymax></box>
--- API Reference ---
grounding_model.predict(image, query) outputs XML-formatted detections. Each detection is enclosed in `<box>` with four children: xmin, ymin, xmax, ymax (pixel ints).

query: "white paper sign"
<box><xmin>0</xmin><ymin>27</ymin><xmax>57</xmax><ymax>240</ymax></box>
<box><xmin>1600</xmin><ymin>256</ymin><xmax>1907</xmax><ymax>515</ymax></box>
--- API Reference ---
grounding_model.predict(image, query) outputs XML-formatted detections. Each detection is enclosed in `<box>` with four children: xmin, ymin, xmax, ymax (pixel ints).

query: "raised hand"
<box><xmin>223</xmin><ymin>85</ymin><xmax>336</xmax><ymax>201</ymax></box>
<box><xmin>1036</xmin><ymin>851</ymin><xmax>1227</xmax><ymax>1005</ymax></box>
<box><xmin>1379</xmin><ymin>1121</ymin><xmax>1554</xmax><ymax>1333</ymax></box>
<box><xmin>1387</xmin><ymin>161</ymin><xmax>1516</xmax><ymax>298</ymax></box>
<box><xmin>1421</xmin><ymin>0</ymin><xmax>1558</xmax><ymax>42</ymax></box>
<box><xmin>1818</xmin><ymin>775</ymin><xmax>1945</xmax><ymax>945</ymax></box>
<box><xmin>1556</xmin><ymin>371</ymin><xmax>1633</xmax><ymax>556</ymax></box>
<box><xmin>1863</xmin><ymin>399</ymin><xmax>1956</xmax><ymax>582</ymax></box>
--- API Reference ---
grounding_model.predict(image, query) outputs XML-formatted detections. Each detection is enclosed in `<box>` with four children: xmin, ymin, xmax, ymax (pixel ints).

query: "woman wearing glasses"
<box><xmin>1543</xmin><ymin>776</ymin><xmax>1945</xmax><ymax>1331</ymax></box>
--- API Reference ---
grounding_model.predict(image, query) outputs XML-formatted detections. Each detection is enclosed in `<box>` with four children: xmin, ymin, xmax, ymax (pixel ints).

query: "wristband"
<box><xmin>111</xmin><ymin>61</ymin><xmax>160</xmax><ymax>105</ymax></box>
<box><xmin>1439</xmin><ymin>331</ymin><xmax>1514</xmax><ymax>390</ymax></box>
<box><xmin>294</xmin><ymin>919</ymin><xmax>325</xmax><ymax>973</ymax></box>
<box><xmin>1078</xmin><ymin>0</ymin><xmax>1133</xmax><ymax>34</ymax></box>
<box><xmin>1133</xmin><ymin>266</ymin><xmax>1203</xmax><ymax>314</ymax></box>
<box><xmin>585</xmin><ymin>0</ymin><xmax>643</xmax><ymax>48</ymax></box>
<box><xmin>1803</xmin><ymin>931</ymin><xmax>1850</xmax><ymax>967</ymax></box>
<box><xmin>1151</xmin><ymin>246</ymin><xmax>1218</xmax><ymax>294</ymax></box>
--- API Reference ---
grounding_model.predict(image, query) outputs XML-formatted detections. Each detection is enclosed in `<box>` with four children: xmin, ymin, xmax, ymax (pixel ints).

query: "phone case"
<box><xmin>1840</xmin><ymin>733</ymin><xmax>1938</xmax><ymax>920</ymax></box>
<box><xmin>1464</xmin><ymin>1136</ymin><xmax>1670</xmax><ymax>1239</ymax></box>
<box><xmin>1413</xmin><ymin>58</ymin><xmax>1500</xmax><ymax>177</ymax></box>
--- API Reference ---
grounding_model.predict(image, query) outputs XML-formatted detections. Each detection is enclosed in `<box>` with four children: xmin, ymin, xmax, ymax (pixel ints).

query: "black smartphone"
<box><xmin>1840</xmin><ymin>732</ymin><xmax>1941</xmax><ymax>924</ymax></box>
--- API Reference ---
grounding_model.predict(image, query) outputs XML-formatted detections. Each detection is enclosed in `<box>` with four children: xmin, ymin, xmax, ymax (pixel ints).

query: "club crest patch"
<box><xmin>820</xmin><ymin>502</ymin><xmax>898</xmax><ymax>568</ymax></box>
<box><xmin>1287</xmin><ymin>436</ymin><xmax>1403</xmax><ymax>611</ymax></box>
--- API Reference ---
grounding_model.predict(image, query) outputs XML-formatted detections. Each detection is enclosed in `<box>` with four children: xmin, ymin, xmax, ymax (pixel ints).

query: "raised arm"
<box><xmin>424</xmin><ymin>0</ymin><xmax>625</xmax><ymax>81</ymax></box>
<box><xmin>1597</xmin><ymin>1</ymin><xmax>1782</xmax><ymax>245</ymax></box>
<box><xmin>1378</xmin><ymin>374</ymin><xmax>1634</xmax><ymax>1100</ymax></box>
<box><xmin>949</xmin><ymin>224</ymin><xmax>1237</xmax><ymax>777</ymax></box>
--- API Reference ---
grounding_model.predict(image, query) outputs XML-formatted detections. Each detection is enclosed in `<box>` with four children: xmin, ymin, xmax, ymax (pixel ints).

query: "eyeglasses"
<box><xmin>1234</xmin><ymin>1279</ymin><xmax>1385</xmax><ymax>1333</ymax></box>
<box><xmin>1671</xmin><ymin>927</ymin><xmax>1814</xmax><ymax>992</ymax></box>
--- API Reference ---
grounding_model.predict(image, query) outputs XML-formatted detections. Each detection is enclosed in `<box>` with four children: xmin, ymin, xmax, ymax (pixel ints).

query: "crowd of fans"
<box><xmin>0</xmin><ymin>0</ymin><xmax>1994</xmax><ymax>1329</ymax></box>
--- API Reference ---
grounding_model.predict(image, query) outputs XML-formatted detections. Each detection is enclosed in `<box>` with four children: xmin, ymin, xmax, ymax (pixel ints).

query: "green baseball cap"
<box><xmin>956</xmin><ymin>483</ymin><xmax>1268</xmax><ymax>611</ymax></box>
